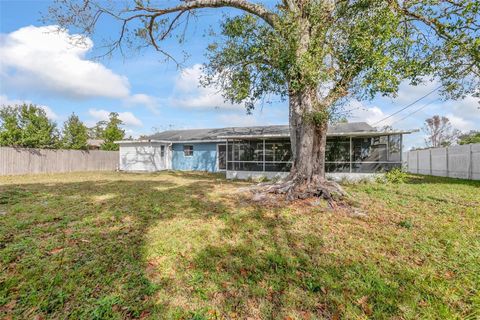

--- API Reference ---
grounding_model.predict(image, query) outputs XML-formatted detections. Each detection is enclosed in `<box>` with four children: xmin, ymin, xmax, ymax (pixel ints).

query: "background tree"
<box><xmin>48</xmin><ymin>0</ymin><xmax>479</xmax><ymax>200</ymax></box>
<box><xmin>18</xmin><ymin>104</ymin><xmax>59</xmax><ymax>148</ymax></box>
<box><xmin>423</xmin><ymin>115</ymin><xmax>460</xmax><ymax>148</ymax></box>
<box><xmin>62</xmin><ymin>113</ymin><xmax>88</xmax><ymax>150</ymax></box>
<box><xmin>0</xmin><ymin>106</ymin><xmax>22</xmax><ymax>147</ymax></box>
<box><xmin>457</xmin><ymin>131</ymin><xmax>480</xmax><ymax>145</ymax></box>
<box><xmin>0</xmin><ymin>104</ymin><xmax>58</xmax><ymax>148</ymax></box>
<box><xmin>88</xmin><ymin>120</ymin><xmax>107</xmax><ymax>139</ymax></box>
<box><xmin>100</xmin><ymin>112</ymin><xmax>125</xmax><ymax>151</ymax></box>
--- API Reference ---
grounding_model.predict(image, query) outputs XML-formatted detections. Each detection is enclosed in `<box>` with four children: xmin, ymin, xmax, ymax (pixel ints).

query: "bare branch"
<box><xmin>134</xmin><ymin>0</ymin><xmax>278</xmax><ymax>27</ymax></box>
<box><xmin>55</xmin><ymin>0</ymin><xmax>278</xmax><ymax>65</ymax></box>
<box><xmin>147</xmin><ymin>14</ymin><xmax>182</xmax><ymax>66</ymax></box>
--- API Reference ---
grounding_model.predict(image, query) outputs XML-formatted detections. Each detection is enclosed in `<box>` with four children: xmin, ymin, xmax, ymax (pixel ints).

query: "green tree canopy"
<box><xmin>458</xmin><ymin>131</ymin><xmax>480</xmax><ymax>145</ymax></box>
<box><xmin>100</xmin><ymin>112</ymin><xmax>125</xmax><ymax>151</ymax></box>
<box><xmin>62</xmin><ymin>113</ymin><xmax>89</xmax><ymax>150</ymax></box>
<box><xmin>88</xmin><ymin>120</ymin><xmax>107</xmax><ymax>140</ymax></box>
<box><xmin>0</xmin><ymin>106</ymin><xmax>22</xmax><ymax>147</ymax></box>
<box><xmin>0</xmin><ymin>104</ymin><xmax>58</xmax><ymax>148</ymax></box>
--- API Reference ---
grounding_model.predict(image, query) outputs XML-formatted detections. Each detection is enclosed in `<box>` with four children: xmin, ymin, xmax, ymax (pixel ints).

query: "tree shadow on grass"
<box><xmin>0</xmin><ymin>172</ymin><xmax>472</xmax><ymax>319</ymax></box>
<box><xmin>0</xmin><ymin>174</ymin><xmax>227</xmax><ymax>319</ymax></box>
<box><xmin>180</xmin><ymin>201</ymin><xmax>411</xmax><ymax>319</ymax></box>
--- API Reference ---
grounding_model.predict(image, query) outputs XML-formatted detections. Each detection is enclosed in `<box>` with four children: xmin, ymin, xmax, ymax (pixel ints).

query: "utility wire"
<box><xmin>389</xmin><ymin>98</ymin><xmax>440</xmax><ymax>126</ymax></box>
<box><xmin>372</xmin><ymin>85</ymin><xmax>442</xmax><ymax>126</ymax></box>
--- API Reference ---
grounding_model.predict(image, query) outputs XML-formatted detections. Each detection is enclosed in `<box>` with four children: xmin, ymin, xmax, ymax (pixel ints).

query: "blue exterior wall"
<box><xmin>172</xmin><ymin>143</ymin><xmax>218</xmax><ymax>172</ymax></box>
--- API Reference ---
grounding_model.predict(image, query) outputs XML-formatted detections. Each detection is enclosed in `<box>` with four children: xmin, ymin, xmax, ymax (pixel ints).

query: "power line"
<box><xmin>372</xmin><ymin>85</ymin><xmax>441</xmax><ymax>126</ymax></box>
<box><xmin>389</xmin><ymin>98</ymin><xmax>440</xmax><ymax>126</ymax></box>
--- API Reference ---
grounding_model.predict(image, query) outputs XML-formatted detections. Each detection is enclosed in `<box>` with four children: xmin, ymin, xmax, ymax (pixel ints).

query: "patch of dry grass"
<box><xmin>0</xmin><ymin>171</ymin><xmax>479</xmax><ymax>319</ymax></box>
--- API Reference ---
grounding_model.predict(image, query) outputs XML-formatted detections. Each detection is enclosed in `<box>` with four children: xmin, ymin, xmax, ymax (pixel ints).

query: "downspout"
<box><xmin>168</xmin><ymin>142</ymin><xmax>173</xmax><ymax>170</ymax></box>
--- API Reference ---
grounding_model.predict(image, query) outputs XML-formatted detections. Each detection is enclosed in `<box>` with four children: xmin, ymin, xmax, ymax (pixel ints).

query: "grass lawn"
<box><xmin>0</xmin><ymin>171</ymin><xmax>479</xmax><ymax>319</ymax></box>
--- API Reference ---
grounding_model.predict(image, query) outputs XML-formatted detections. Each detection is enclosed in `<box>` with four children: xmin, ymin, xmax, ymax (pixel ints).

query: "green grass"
<box><xmin>0</xmin><ymin>171</ymin><xmax>479</xmax><ymax>319</ymax></box>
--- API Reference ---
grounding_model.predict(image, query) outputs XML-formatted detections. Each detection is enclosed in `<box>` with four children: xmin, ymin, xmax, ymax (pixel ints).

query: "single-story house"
<box><xmin>116</xmin><ymin>122</ymin><xmax>414</xmax><ymax>180</ymax></box>
<box><xmin>86</xmin><ymin>139</ymin><xmax>104</xmax><ymax>150</ymax></box>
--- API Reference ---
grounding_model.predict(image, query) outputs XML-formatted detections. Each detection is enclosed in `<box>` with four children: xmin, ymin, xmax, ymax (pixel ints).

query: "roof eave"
<box><xmin>115</xmin><ymin>139</ymin><xmax>228</xmax><ymax>144</ymax></box>
<box><xmin>328</xmin><ymin>129</ymin><xmax>419</xmax><ymax>137</ymax></box>
<box><xmin>115</xmin><ymin>139</ymin><xmax>172</xmax><ymax>144</ymax></box>
<box><xmin>116</xmin><ymin>129</ymin><xmax>419</xmax><ymax>144</ymax></box>
<box><xmin>219</xmin><ymin>129</ymin><xmax>418</xmax><ymax>139</ymax></box>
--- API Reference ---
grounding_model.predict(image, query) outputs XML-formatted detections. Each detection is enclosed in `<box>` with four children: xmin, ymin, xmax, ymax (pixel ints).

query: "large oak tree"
<box><xmin>48</xmin><ymin>0</ymin><xmax>479</xmax><ymax>200</ymax></box>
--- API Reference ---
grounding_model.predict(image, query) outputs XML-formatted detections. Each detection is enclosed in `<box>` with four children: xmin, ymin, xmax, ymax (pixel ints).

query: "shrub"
<box><xmin>385</xmin><ymin>168</ymin><xmax>408</xmax><ymax>184</ymax></box>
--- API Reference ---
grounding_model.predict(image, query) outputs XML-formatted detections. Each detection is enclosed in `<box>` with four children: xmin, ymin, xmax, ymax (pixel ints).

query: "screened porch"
<box><xmin>225</xmin><ymin>134</ymin><xmax>403</xmax><ymax>174</ymax></box>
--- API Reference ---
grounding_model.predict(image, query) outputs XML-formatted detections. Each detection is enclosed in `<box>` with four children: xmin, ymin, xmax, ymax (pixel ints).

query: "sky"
<box><xmin>0</xmin><ymin>0</ymin><xmax>478</xmax><ymax>149</ymax></box>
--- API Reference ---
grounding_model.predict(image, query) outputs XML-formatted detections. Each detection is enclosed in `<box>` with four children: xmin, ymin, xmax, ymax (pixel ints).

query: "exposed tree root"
<box><xmin>248</xmin><ymin>176</ymin><xmax>347</xmax><ymax>209</ymax></box>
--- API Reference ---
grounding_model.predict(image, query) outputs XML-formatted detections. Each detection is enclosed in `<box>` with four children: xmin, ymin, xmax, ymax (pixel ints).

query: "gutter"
<box><xmin>218</xmin><ymin>129</ymin><xmax>419</xmax><ymax>139</ymax></box>
<box><xmin>115</xmin><ymin>139</ymin><xmax>172</xmax><ymax>144</ymax></box>
<box><xmin>115</xmin><ymin>129</ymin><xmax>419</xmax><ymax>144</ymax></box>
<box><xmin>115</xmin><ymin>139</ymin><xmax>227</xmax><ymax>144</ymax></box>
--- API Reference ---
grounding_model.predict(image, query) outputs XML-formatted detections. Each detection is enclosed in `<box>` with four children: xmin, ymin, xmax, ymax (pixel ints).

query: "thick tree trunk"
<box><xmin>289</xmin><ymin>88</ymin><xmax>327</xmax><ymax>182</ymax></box>
<box><xmin>254</xmin><ymin>22</ymin><xmax>345</xmax><ymax>203</ymax></box>
<box><xmin>261</xmin><ymin>87</ymin><xmax>345</xmax><ymax>202</ymax></box>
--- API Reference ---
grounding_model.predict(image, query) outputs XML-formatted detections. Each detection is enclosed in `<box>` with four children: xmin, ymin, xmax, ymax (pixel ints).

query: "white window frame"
<box><xmin>217</xmin><ymin>144</ymin><xmax>226</xmax><ymax>171</ymax></box>
<box><xmin>183</xmin><ymin>145</ymin><xmax>194</xmax><ymax>157</ymax></box>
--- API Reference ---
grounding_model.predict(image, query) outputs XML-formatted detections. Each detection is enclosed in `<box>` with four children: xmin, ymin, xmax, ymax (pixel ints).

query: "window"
<box><xmin>388</xmin><ymin>135</ymin><xmax>401</xmax><ymax>161</ymax></box>
<box><xmin>225</xmin><ymin>135</ymin><xmax>402</xmax><ymax>173</ymax></box>
<box><xmin>183</xmin><ymin>145</ymin><xmax>193</xmax><ymax>157</ymax></box>
<box><xmin>218</xmin><ymin>144</ymin><xmax>226</xmax><ymax>170</ymax></box>
<box><xmin>160</xmin><ymin>145</ymin><xmax>165</xmax><ymax>157</ymax></box>
<box><xmin>265</xmin><ymin>141</ymin><xmax>292</xmax><ymax>162</ymax></box>
<box><xmin>326</xmin><ymin>138</ymin><xmax>350</xmax><ymax>162</ymax></box>
<box><xmin>231</xmin><ymin>140</ymin><xmax>263</xmax><ymax>162</ymax></box>
<box><xmin>352</xmin><ymin>137</ymin><xmax>387</xmax><ymax>162</ymax></box>
<box><xmin>227</xmin><ymin>139</ymin><xmax>292</xmax><ymax>172</ymax></box>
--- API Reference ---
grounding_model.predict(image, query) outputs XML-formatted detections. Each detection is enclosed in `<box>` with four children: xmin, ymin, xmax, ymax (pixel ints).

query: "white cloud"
<box><xmin>382</xmin><ymin>79</ymin><xmax>479</xmax><ymax>130</ymax></box>
<box><xmin>0</xmin><ymin>25</ymin><xmax>159</xmax><ymax>113</ymax></box>
<box><xmin>88</xmin><ymin>108</ymin><xmax>143</xmax><ymax>127</ymax></box>
<box><xmin>169</xmin><ymin>64</ymin><xmax>242</xmax><ymax>110</ymax></box>
<box><xmin>124</xmin><ymin>94</ymin><xmax>159</xmax><ymax>114</ymax></box>
<box><xmin>0</xmin><ymin>94</ymin><xmax>58</xmax><ymax>120</ymax></box>
<box><xmin>446</xmin><ymin>114</ymin><xmax>475</xmax><ymax>132</ymax></box>
<box><xmin>345</xmin><ymin>100</ymin><xmax>395</xmax><ymax>127</ymax></box>
<box><xmin>394</xmin><ymin>79</ymin><xmax>439</xmax><ymax>104</ymax></box>
<box><xmin>40</xmin><ymin>106</ymin><xmax>58</xmax><ymax>120</ymax></box>
<box><xmin>0</xmin><ymin>25</ymin><xmax>130</xmax><ymax>99</ymax></box>
<box><xmin>449</xmin><ymin>95</ymin><xmax>480</xmax><ymax>123</ymax></box>
<box><xmin>347</xmin><ymin>78</ymin><xmax>479</xmax><ymax>131</ymax></box>
<box><xmin>0</xmin><ymin>94</ymin><xmax>26</xmax><ymax>108</ymax></box>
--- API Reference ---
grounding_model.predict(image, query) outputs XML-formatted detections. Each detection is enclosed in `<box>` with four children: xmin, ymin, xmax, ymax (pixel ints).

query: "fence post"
<box><xmin>469</xmin><ymin>144</ymin><xmax>473</xmax><ymax>180</ymax></box>
<box><xmin>406</xmin><ymin>151</ymin><xmax>409</xmax><ymax>172</ymax></box>
<box><xmin>445</xmin><ymin>147</ymin><xmax>449</xmax><ymax>178</ymax></box>
<box><xmin>416</xmin><ymin>150</ymin><xmax>419</xmax><ymax>174</ymax></box>
<box><xmin>429</xmin><ymin>149</ymin><xmax>432</xmax><ymax>175</ymax></box>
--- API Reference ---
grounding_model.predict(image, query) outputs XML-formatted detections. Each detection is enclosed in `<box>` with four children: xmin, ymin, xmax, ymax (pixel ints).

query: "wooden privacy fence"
<box><xmin>0</xmin><ymin>147</ymin><xmax>119</xmax><ymax>175</ymax></box>
<box><xmin>403</xmin><ymin>143</ymin><xmax>480</xmax><ymax>180</ymax></box>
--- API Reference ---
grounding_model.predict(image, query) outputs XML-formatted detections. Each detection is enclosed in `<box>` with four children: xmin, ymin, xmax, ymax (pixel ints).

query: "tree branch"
<box><xmin>135</xmin><ymin>0</ymin><xmax>278</xmax><ymax>27</ymax></box>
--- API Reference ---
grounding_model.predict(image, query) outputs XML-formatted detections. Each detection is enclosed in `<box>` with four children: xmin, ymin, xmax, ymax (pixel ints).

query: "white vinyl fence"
<box><xmin>404</xmin><ymin>143</ymin><xmax>480</xmax><ymax>180</ymax></box>
<box><xmin>0</xmin><ymin>147</ymin><xmax>119</xmax><ymax>176</ymax></box>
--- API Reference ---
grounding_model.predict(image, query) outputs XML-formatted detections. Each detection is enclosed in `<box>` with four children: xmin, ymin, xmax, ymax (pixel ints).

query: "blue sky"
<box><xmin>1</xmin><ymin>0</ymin><xmax>478</xmax><ymax>149</ymax></box>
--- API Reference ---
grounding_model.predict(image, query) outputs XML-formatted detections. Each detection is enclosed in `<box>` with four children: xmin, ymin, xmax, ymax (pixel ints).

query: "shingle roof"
<box><xmin>148</xmin><ymin>122</ymin><xmax>376</xmax><ymax>141</ymax></box>
<box><xmin>87</xmin><ymin>139</ymin><xmax>104</xmax><ymax>147</ymax></box>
